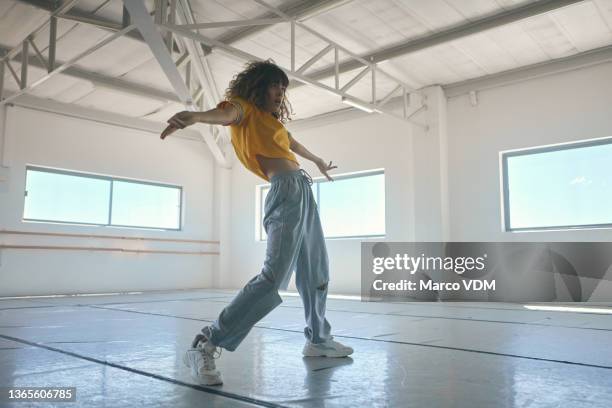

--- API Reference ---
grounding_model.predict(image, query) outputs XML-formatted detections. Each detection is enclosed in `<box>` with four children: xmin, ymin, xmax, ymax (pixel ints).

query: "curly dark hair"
<box><xmin>224</xmin><ymin>59</ymin><xmax>293</xmax><ymax>123</ymax></box>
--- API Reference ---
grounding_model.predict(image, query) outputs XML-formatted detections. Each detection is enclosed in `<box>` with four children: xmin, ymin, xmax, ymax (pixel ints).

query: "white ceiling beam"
<box><xmin>179</xmin><ymin>17</ymin><xmax>285</xmax><ymax>30</ymax></box>
<box><xmin>175</xmin><ymin>0</ymin><xmax>232</xmax><ymax>166</ymax></box>
<box><xmin>295</xmin><ymin>44</ymin><xmax>333</xmax><ymax>75</ymax></box>
<box><xmin>174</xmin><ymin>51</ymin><xmax>190</xmax><ymax>69</ymax></box>
<box><xmin>16</xmin><ymin>0</ymin><xmax>352</xmax><ymax>60</ymax></box>
<box><xmin>4</xmin><ymin>0</ymin><xmax>374</xmax><ymax>133</ymax></box>
<box><xmin>48</xmin><ymin>15</ymin><xmax>57</xmax><ymax>71</ymax></box>
<box><xmin>2</xmin><ymin>0</ymin><xmax>79</xmax><ymax>63</ymax></box>
<box><xmin>123</xmin><ymin>0</ymin><xmax>193</xmax><ymax>106</ymax></box>
<box><xmin>378</xmin><ymin>84</ymin><xmax>402</xmax><ymax>108</ymax></box>
<box><xmin>5</xmin><ymin>61</ymin><xmax>20</xmax><ymax>87</ymax></box>
<box><xmin>57</xmin><ymin>10</ymin><xmax>123</xmax><ymax>31</ymax></box>
<box><xmin>287</xmin><ymin>95</ymin><xmax>427</xmax><ymax>132</ymax></box>
<box><xmin>20</xmin><ymin>0</ymin><xmax>587</xmax><ymax>101</ymax></box>
<box><xmin>27</xmin><ymin>37</ymin><xmax>49</xmax><ymax>70</ymax></box>
<box><xmin>20</xmin><ymin>41</ymin><xmax>28</xmax><ymax>89</ymax></box>
<box><xmin>1</xmin><ymin>1</ymin><xmax>182</xmax><ymax>104</ymax></box>
<box><xmin>289</xmin><ymin>0</ymin><xmax>585</xmax><ymax>88</ymax></box>
<box><xmin>207</xmin><ymin>0</ymin><xmax>418</xmax><ymax>124</ymax></box>
<box><xmin>0</xmin><ymin>54</ymin><xmax>4</xmax><ymax>101</ymax></box>
<box><xmin>210</xmin><ymin>0</ymin><xmax>354</xmax><ymax>51</ymax></box>
<box><xmin>286</xmin><ymin>106</ymin><xmax>363</xmax><ymax>131</ymax></box>
<box><xmin>11</xmin><ymin>0</ymin><xmax>353</xmax><ymax>109</ymax></box>
<box><xmin>154</xmin><ymin>0</ymin><xmax>167</xmax><ymax>25</ymax></box>
<box><xmin>253</xmin><ymin>0</ymin><xmax>374</xmax><ymax>68</ymax></box>
<box><xmin>123</xmin><ymin>0</ymin><xmax>228</xmax><ymax>166</ymax></box>
<box><xmin>295</xmin><ymin>0</ymin><xmax>354</xmax><ymax>21</ymax></box>
<box><xmin>444</xmin><ymin>44</ymin><xmax>612</xmax><ymax>98</ymax></box>
<box><xmin>175</xmin><ymin>0</ymin><xmax>224</xmax><ymax>105</ymax></box>
<box><xmin>14</xmin><ymin>0</ymin><xmax>162</xmax><ymax>48</ymax></box>
<box><xmin>0</xmin><ymin>45</ymin><xmax>180</xmax><ymax>103</ymax></box>
<box><xmin>1</xmin><ymin>24</ymin><xmax>136</xmax><ymax>106</ymax></box>
<box><xmin>339</xmin><ymin>66</ymin><xmax>370</xmax><ymax>93</ymax></box>
<box><xmin>6</xmin><ymin>93</ymin><xmax>202</xmax><ymax>141</ymax></box>
<box><xmin>160</xmin><ymin>22</ymin><xmax>424</xmax><ymax>127</ymax></box>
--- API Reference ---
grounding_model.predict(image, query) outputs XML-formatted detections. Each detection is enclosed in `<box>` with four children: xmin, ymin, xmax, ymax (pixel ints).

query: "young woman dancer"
<box><xmin>161</xmin><ymin>60</ymin><xmax>353</xmax><ymax>386</ymax></box>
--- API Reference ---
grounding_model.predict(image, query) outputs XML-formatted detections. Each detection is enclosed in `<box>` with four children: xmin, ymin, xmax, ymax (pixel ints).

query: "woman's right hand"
<box><xmin>161</xmin><ymin>111</ymin><xmax>199</xmax><ymax>139</ymax></box>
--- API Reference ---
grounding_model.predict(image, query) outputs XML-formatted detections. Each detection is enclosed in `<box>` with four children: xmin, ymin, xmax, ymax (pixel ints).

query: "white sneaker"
<box><xmin>183</xmin><ymin>333</ymin><xmax>223</xmax><ymax>386</ymax></box>
<box><xmin>302</xmin><ymin>337</ymin><xmax>354</xmax><ymax>358</ymax></box>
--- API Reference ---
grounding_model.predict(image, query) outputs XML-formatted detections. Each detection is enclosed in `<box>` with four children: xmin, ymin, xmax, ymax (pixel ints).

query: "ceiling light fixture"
<box><xmin>341</xmin><ymin>96</ymin><xmax>380</xmax><ymax>113</ymax></box>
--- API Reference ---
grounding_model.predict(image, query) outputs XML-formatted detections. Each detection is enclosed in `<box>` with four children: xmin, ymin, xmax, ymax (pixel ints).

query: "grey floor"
<box><xmin>1</xmin><ymin>289</ymin><xmax>611</xmax><ymax>407</ymax></box>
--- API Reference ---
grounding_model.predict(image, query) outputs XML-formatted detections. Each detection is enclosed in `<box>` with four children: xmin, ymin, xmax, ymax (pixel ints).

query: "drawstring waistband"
<box><xmin>299</xmin><ymin>168</ymin><xmax>313</xmax><ymax>186</ymax></box>
<box><xmin>270</xmin><ymin>168</ymin><xmax>313</xmax><ymax>186</ymax></box>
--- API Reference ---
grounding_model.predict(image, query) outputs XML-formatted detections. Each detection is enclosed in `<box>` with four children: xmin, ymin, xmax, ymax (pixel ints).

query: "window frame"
<box><xmin>500</xmin><ymin>137</ymin><xmax>612</xmax><ymax>233</ymax></box>
<box><xmin>257</xmin><ymin>169</ymin><xmax>385</xmax><ymax>241</ymax></box>
<box><xmin>23</xmin><ymin>165</ymin><xmax>183</xmax><ymax>231</ymax></box>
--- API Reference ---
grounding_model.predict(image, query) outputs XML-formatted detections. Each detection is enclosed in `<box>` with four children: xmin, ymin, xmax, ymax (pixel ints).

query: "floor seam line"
<box><xmin>0</xmin><ymin>333</ymin><xmax>289</xmax><ymax>408</ymax></box>
<box><xmin>83</xmin><ymin>304</ymin><xmax>612</xmax><ymax>370</ymax></box>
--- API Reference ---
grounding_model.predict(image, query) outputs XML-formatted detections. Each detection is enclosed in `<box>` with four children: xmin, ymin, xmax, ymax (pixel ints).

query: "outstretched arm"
<box><xmin>161</xmin><ymin>104</ymin><xmax>239</xmax><ymax>139</ymax></box>
<box><xmin>288</xmin><ymin>132</ymin><xmax>337</xmax><ymax>181</ymax></box>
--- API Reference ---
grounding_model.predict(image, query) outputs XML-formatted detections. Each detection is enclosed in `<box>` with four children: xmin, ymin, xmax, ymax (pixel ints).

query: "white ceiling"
<box><xmin>1</xmin><ymin>0</ymin><xmax>612</xmax><ymax>122</ymax></box>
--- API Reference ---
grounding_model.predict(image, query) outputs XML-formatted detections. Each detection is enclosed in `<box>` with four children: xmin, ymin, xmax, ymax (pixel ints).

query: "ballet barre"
<box><xmin>0</xmin><ymin>229</ymin><xmax>219</xmax><ymax>244</ymax></box>
<box><xmin>0</xmin><ymin>244</ymin><xmax>218</xmax><ymax>255</ymax></box>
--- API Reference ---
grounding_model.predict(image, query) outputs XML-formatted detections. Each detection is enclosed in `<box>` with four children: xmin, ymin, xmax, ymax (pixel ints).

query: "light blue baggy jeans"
<box><xmin>202</xmin><ymin>169</ymin><xmax>332</xmax><ymax>351</ymax></box>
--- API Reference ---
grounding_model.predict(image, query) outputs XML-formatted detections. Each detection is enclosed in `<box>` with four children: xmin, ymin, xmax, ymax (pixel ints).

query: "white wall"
<box><xmin>446</xmin><ymin>63</ymin><xmax>612</xmax><ymax>301</ymax></box>
<box><xmin>226</xmin><ymin>113</ymin><xmax>415</xmax><ymax>295</ymax></box>
<box><xmin>447</xmin><ymin>62</ymin><xmax>612</xmax><ymax>242</ymax></box>
<box><xmin>224</xmin><ymin>64</ymin><xmax>612</xmax><ymax>298</ymax></box>
<box><xmin>0</xmin><ymin>105</ymin><xmax>217</xmax><ymax>296</ymax></box>
<box><xmin>6</xmin><ymin>63</ymin><xmax>609</xmax><ymax>299</ymax></box>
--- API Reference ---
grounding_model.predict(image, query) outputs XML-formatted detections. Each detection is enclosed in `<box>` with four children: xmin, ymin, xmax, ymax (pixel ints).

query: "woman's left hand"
<box><xmin>316</xmin><ymin>158</ymin><xmax>337</xmax><ymax>181</ymax></box>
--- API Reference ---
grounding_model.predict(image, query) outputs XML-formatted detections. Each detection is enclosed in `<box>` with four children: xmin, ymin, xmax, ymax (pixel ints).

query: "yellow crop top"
<box><xmin>216</xmin><ymin>96</ymin><xmax>298</xmax><ymax>181</ymax></box>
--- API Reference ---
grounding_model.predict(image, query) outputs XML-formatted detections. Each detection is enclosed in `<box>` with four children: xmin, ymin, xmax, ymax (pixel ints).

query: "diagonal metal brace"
<box><xmin>123</xmin><ymin>0</ymin><xmax>228</xmax><ymax>166</ymax></box>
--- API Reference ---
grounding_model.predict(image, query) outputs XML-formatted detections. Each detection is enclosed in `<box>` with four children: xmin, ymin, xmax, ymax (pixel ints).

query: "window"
<box><xmin>258</xmin><ymin>170</ymin><xmax>385</xmax><ymax>240</ymax></box>
<box><xmin>501</xmin><ymin>137</ymin><xmax>612</xmax><ymax>231</ymax></box>
<box><xmin>23</xmin><ymin>166</ymin><xmax>182</xmax><ymax>230</ymax></box>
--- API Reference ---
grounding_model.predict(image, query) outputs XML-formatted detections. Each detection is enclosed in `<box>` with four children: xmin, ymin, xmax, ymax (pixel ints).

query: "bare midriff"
<box><xmin>256</xmin><ymin>154</ymin><xmax>300</xmax><ymax>180</ymax></box>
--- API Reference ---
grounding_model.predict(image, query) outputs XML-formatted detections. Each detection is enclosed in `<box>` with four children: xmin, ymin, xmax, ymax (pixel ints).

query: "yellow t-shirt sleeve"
<box><xmin>216</xmin><ymin>97</ymin><xmax>253</xmax><ymax>126</ymax></box>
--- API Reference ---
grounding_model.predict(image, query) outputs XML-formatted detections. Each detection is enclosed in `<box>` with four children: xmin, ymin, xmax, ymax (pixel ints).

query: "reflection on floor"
<box><xmin>1</xmin><ymin>289</ymin><xmax>611</xmax><ymax>407</ymax></box>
